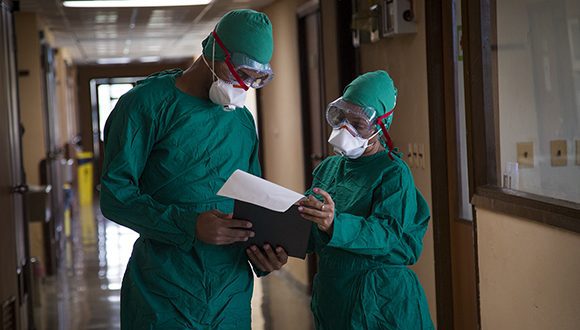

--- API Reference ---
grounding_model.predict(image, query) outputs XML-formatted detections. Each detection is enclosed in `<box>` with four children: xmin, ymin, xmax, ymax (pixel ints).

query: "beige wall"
<box><xmin>358</xmin><ymin>0</ymin><xmax>437</xmax><ymax>322</ymax></box>
<box><xmin>15</xmin><ymin>12</ymin><xmax>46</xmax><ymax>185</ymax></box>
<box><xmin>260</xmin><ymin>0</ymin><xmax>308</xmax><ymax>286</ymax></box>
<box><xmin>476</xmin><ymin>208</ymin><xmax>580</xmax><ymax>330</ymax></box>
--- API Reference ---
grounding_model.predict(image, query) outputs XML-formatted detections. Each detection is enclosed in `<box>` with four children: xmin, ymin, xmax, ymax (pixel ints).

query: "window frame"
<box><xmin>463</xmin><ymin>0</ymin><xmax>580</xmax><ymax>233</ymax></box>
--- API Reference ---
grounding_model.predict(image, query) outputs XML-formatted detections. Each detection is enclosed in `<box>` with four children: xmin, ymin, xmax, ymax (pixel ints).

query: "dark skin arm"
<box><xmin>196</xmin><ymin>210</ymin><xmax>255</xmax><ymax>245</ymax></box>
<box><xmin>246</xmin><ymin>244</ymin><xmax>289</xmax><ymax>272</ymax></box>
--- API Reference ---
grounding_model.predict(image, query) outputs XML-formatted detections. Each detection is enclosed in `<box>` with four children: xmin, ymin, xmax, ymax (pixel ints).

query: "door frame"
<box><xmin>426</xmin><ymin>0</ymin><xmax>487</xmax><ymax>328</ymax></box>
<box><xmin>425</xmin><ymin>0</ymin><xmax>465</xmax><ymax>329</ymax></box>
<box><xmin>297</xmin><ymin>0</ymin><xmax>326</xmax><ymax>293</ymax></box>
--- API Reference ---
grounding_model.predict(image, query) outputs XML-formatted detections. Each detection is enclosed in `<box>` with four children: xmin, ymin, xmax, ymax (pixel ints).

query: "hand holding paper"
<box><xmin>217</xmin><ymin>170</ymin><xmax>312</xmax><ymax>259</ymax></box>
<box><xmin>298</xmin><ymin>188</ymin><xmax>335</xmax><ymax>235</ymax></box>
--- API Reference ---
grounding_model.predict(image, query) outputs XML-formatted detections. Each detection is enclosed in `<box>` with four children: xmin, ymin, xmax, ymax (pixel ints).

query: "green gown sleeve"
<box><xmin>307</xmin><ymin>223</ymin><xmax>331</xmax><ymax>254</ymax></box>
<box><xmin>100</xmin><ymin>97</ymin><xmax>198</xmax><ymax>253</ymax></box>
<box><xmin>328</xmin><ymin>166</ymin><xmax>429</xmax><ymax>258</ymax></box>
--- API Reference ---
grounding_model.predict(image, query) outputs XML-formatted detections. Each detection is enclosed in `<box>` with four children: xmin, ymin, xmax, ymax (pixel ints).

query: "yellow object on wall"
<box><xmin>77</xmin><ymin>151</ymin><xmax>94</xmax><ymax>205</ymax></box>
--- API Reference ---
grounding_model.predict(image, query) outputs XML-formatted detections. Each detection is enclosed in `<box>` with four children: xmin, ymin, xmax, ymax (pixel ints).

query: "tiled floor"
<box><xmin>34</xmin><ymin>203</ymin><xmax>314</xmax><ymax>330</ymax></box>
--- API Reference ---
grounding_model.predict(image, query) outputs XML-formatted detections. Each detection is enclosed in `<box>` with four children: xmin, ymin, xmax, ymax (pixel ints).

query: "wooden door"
<box><xmin>40</xmin><ymin>42</ymin><xmax>65</xmax><ymax>276</ymax></box>
<box><xmin>0</xmin><ymin>1</ymin><xmax>30</xmax><ymax>328</ymax></box>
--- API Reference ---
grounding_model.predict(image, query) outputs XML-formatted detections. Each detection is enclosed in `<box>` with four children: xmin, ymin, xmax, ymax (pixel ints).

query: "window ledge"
<box><xmin>472</xmin><ymin>185</ymin><xmax>580</xmax><ymax>234</ymax></box>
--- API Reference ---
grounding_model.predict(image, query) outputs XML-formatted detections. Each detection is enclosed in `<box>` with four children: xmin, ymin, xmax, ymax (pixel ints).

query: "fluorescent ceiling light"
<box><xmin>63</xmin><ymin>0</ymin><xmax>211</xmax><ymax>8</ymax></box>
<box><xmin>139</xmin><ymin>56</ymin><xmax>161</xmax><ymax>63</ymax></box>
<box><xmin>97</xmin><ymin>57</ymin><xmax>131</xmax><ymax>64</ymax></box>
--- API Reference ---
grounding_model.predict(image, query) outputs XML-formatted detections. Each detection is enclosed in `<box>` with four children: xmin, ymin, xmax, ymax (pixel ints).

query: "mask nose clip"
<box><xmin>339</xmin><ymin>124</ymin><xmax>359</xmax><ymax>137</ymax></box>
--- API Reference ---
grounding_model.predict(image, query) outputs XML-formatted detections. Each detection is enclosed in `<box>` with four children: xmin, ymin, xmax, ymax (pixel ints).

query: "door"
<box><xmin>40</xmin><ymin>42</ymin><xmax>65</xmax><ymax>275</ymax></box>
<box><xmin>299</xmin><ymin>8</ymin><xmax>328</xmax><ymax>182</ymax></box>
<box><xmin>0</xmin><ymin>1</ymin><xmax>30</xmax><ymax>328</ymax></box>
<box><xmin>426</xmin><ymin>0</ymin><xmax>480</xmax><ymax>328</ymax></box>
<box><xmin>298</xmin><ymin>0</ymin><xmax>359</xmax><ymax>292</ymax></box>
<box><xmin>40</xmin><ymin>42</ymin><xmax>65</xmax><ymax>276</ymax></box>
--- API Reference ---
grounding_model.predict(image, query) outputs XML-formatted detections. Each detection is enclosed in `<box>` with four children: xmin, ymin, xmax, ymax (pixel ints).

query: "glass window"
<box><xmin>495</xmin><ymin>0</ymin><xmax>580</xmax><ymax>203</ymax></box>
<box><xmin>97</xmin><ymin>83</ymin><xmax>134</xmax><ymax>141</ymax></box>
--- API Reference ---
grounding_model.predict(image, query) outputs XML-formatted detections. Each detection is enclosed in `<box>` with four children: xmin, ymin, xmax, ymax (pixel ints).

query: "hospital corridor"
<box><xmin>1</xmin><ymin>0</ymin><xmax>580</xmax><ymax>330</ymax></box>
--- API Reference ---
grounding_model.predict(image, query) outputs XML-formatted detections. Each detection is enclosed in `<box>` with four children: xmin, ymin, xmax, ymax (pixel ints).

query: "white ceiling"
<box><xmin>19</xmin><ymin>0</ymin><xmax>274</xmax><ymax>64</ymax></box>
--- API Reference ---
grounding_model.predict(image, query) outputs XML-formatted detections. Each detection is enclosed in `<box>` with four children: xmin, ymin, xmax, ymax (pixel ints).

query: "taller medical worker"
<box><xmin>100</xmin><ymin>9</ymin><xmax>288</xmax><ymax>329</ymax></box>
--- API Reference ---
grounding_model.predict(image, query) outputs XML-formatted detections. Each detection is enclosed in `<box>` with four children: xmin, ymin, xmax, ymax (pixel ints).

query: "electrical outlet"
<box><xmin>576</xmin><ymin>140</ymin><xmax>580</xmax><ymax>166</ymax></box>
<box><xmin>550</xmin><ymin>140</ymin><xmax>567</xmax><ymax>167</ymax></box>
<box><xmin>413</xmin><ymin>143</ymin><xmax>419</xmax><ymax>167</ymax></box>
<box><xmin>517</xmin><ymin>142</ymin><xmax>534</xmax><ymax>168</ymax></box>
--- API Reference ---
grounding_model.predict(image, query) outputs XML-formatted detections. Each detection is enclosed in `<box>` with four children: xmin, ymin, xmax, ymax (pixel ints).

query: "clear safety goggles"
<box><xmin>212</xmin><ymin>31</ymin><xmax>274</xmax><ymax>90</ymax></box>
<box><xmin>326</xmin><ymin>98</ymin><xmax>378</xmax><ymax>138</ymax></box>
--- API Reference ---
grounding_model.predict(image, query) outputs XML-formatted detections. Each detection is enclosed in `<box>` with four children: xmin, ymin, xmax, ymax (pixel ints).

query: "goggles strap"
<box><xmin>366</xmin><ymin>129</ymin><xmax>381</xmax><ymax>148</ymax></box>
<box><xmin>377</xmin><ymin>110</ymin><xmax>395</xmax><ymax>160</ymax></box>
<box><xmin>202</xmin><ymin>40</ymin><xmax>218</xmax><ymax>81</ymax></box>
<box><xmin>212</xmin><ymin>31</ymin><xmax>250</xmax><ymax>91</ymax></box>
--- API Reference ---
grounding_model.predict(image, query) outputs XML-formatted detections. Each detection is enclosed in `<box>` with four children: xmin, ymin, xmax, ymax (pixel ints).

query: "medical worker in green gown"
<box><xmin>299</xmin><ymin>71</ymin><xmax>434</xmax><ymax>329</ymax></box>
<box><xmin>100</xmin><ymin>9</ymin><xmax>289</xmax><ymax>329</ymax></box>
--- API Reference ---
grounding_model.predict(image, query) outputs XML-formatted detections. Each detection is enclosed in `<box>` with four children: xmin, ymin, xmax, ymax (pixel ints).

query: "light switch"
<box><xmin>407</xmin><ymin>143</ymin><xmax>413</xmax><ymax>167</ymax></box>
<box><xmin>576</xmin><ymin>140</ymin><xmax>580</xmax><ymax>166</ymax></box>
<box><xmin>550</xmin><ymin>140</ymin><xmax>567</xmax><ymax>167</ymax></box>
<box><xmin>517</xmin><ymin>142</ymin><xmax>534</xmax><ymax>168</ymax></box>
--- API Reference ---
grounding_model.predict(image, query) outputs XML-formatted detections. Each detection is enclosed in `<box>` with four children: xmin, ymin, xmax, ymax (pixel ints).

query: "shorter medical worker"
<box><xmin>298</xmin><ymin>71</ymin><xmax>434</xmax><ymax>329</ymax></box>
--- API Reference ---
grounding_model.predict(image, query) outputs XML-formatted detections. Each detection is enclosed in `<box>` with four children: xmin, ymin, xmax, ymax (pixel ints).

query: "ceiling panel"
<box><xmin>19</xmin><ymin>0</ymin><xmax>274</xmax><ymax>64</ymax></box>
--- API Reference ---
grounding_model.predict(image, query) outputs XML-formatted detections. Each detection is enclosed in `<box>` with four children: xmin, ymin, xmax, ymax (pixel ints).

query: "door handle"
<box><xmin>11</xmin><ymin>184</ymin><xmax>29</xmax><ymax>194</ymax></box>
<box><xmin>47</xmin><ymin>148</ymin><xmax>64</xmax><ymax>160</ymax></box>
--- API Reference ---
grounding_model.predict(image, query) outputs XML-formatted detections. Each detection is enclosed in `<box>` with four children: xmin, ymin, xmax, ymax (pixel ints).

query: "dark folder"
<box><xmin>234</xmin><ymin>200</ymin><xmax>311</xmax><ymax>259</ymax></box>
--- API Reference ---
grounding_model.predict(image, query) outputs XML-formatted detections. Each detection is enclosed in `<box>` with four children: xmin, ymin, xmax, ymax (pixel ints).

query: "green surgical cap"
<box><xmin>342</xmin><ymin>70</ymin><xmax>397</xmax><ymax>130</ymax></box>
<box><xmin>202</xmin><ymin>9</ymin><xmax>273</xmax><ymax>65</ymax></box>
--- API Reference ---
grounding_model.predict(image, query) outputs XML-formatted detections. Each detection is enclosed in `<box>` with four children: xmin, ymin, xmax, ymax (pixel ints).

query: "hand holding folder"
<box><xmin>217</xmin><ymin>170</ymin><xmax>311</xmax><ymax>259</ymax></box>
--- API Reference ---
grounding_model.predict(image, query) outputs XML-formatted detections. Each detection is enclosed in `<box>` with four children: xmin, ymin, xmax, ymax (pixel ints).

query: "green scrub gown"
<box><xmin>100</xmin><ymin>69</ymin><xmax>263</xmax><ymax>329</ymax></box>
<box><xmin>307</xmin><ymin>151</ymin><xmax>434</xmax><ymax>330</ymax></box>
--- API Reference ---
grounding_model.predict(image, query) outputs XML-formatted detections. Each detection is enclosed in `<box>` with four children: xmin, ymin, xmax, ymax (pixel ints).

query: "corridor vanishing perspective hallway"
<box><xmin>2</xmin><ymin>1</ymin><xmax>579</xmax><ymax>329</ymax></box>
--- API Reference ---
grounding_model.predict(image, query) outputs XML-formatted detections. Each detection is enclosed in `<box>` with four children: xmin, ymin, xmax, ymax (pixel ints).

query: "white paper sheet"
<box><xmin>217</xmin><ymin>170</ymin><xmax>304</xmax><ymax>212</ymax></box>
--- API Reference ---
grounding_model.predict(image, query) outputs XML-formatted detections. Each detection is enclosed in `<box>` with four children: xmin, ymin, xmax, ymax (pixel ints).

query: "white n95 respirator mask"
<box><xmin>209</xmin><ymin>79</ymin><xmax>247</xmax><ymax>110</ymax></box>
<box><xmin>328</xmin><ymin>128</ymin><xmax>378</xmax><ymax>159</ymax></box>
